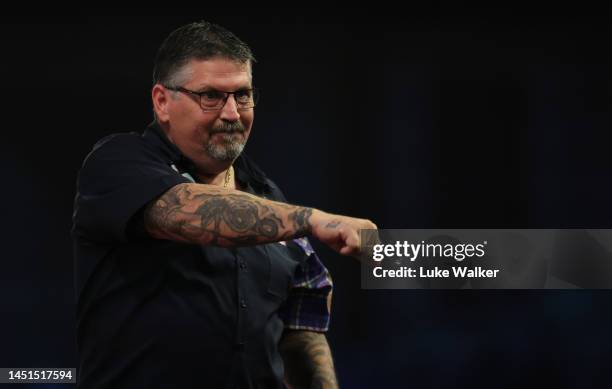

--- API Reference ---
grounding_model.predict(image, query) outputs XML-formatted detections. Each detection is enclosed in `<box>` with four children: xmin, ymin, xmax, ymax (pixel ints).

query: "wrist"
<box><xmin>307</xmin><ymin>208</ymin><xmax>325</xmax><ymax>235</ymax></box>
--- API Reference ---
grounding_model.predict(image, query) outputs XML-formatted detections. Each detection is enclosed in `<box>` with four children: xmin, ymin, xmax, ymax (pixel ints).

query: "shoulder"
<box><xmin>80</xmin><ymin>131</ymin><xmax>164</xmax><ymax>170</ymax></box>
<box><xmin>88</xmin><ymin>131</ymin><xmax>146</xmax><ymax>157</ymax></box>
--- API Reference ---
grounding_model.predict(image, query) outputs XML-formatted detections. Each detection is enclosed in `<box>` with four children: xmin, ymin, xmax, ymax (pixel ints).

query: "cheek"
<box><xmin>167</xmin><ymin>119</ymin><xmax>204</xmax><ymax>148</ymax></box>
<box><xmin>172</xmin><ymin>106</ymin><xmax>214</xmax><ymax>132</ymax></box>
<box><xmin>168</xmin><ymin>103</ymin><xmax>192</xmax><ymax>129</ymax></box>
<box><xmin>242</xmin><ymin>112</ymin><xmax>254</xmax><ymax>131</ymax></box>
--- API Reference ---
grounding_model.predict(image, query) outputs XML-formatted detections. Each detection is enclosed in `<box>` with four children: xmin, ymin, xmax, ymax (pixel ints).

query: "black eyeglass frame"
<box><xmin>164</xmin><ymin>85</ymin><xmax>259</xmax><ymax>111</ymax></box>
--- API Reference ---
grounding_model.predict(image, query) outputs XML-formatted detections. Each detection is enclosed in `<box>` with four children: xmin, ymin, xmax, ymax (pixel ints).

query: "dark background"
<box><xmin>2</xmin><ymin>6</ymin><xmax>611</xmax><ymax>388</ymax></box>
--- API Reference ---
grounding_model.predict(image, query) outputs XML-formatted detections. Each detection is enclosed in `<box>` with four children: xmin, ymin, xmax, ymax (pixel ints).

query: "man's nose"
<box><xmin>219</xmin><ymin>94</ymin><xmax>240</xmax><ymax>121</ymax></box>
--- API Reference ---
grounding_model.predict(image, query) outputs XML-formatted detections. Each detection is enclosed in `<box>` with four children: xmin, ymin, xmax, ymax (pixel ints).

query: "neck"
<box><xmin>196</xmin><ymin>165</ymin><xmax>232</xmax><ymax>187</ymax></box>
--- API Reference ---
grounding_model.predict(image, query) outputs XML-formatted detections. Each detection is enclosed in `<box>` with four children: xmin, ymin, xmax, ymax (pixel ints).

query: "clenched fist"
<box><xmin>309</xmin><ymin>209</ymin><xmax>377</xmax><ymax>257</ymax></box>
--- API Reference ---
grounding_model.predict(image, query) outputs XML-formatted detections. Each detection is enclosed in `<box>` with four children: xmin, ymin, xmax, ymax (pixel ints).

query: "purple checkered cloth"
<box><xmin>278</xmin><ymin>237</ymin><xmax>333</xmax><ymax>332</ymax></box>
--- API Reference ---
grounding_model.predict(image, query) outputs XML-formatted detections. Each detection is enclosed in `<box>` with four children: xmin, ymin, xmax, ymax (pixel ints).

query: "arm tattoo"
<box><xmin>324</xmin><ymin>220</ymin><xmax>341</xmax><ymax>229</ymax></box>
<box><xmin>289</xmin><ymin>207</ymin><xmax>314</xmax><ymax>235</ymax></box>
<box><xmin>144</xmin><ymin>183</ymin><xmax>313</xmax><ymax>246</ymax></box>
<box><xmin>280</xmin><ymin>330</ymin><xmax>339</xmax><ymax>389</ymax></box>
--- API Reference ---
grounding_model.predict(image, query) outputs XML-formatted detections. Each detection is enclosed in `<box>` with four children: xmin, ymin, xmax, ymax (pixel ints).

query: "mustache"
<box><xmin>211</xmin><ymin>122</ymin><xmax>246</xmax><ymax>134</ymax></box>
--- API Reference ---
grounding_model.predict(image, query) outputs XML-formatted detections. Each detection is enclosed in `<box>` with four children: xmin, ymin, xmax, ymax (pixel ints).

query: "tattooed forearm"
<box><xmin>289</xmin><ymin>207</ymin><xmax>313</xmax><ymax>235</ymax></box>
<box><xmin>280</xmin><ymin>330</ymin><xmax>338</xmax><ymax>389</ymax></box>
<box><xmin>144</xmin><ymin>183</ymin><xmax>314</xmax><ymax>246</ymax></box>
<box><xmin>324</xmin><ymin>220</ymin><xmax>341</xmax><ymax>229</ymax></box>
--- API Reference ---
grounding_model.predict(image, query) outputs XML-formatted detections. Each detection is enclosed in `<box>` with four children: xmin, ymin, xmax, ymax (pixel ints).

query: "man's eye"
<box><xmin>235</xmin><ymin>91</ymin><xmax>252</xmax><ymax>101</ymax></box>
<box><xmin>202</xmin><ymin>91</ymin><xmax>223</xmax><ymax>100</ymax></box>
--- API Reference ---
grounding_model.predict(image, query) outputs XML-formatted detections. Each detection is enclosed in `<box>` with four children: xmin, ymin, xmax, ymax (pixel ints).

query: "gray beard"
<box><xmin>205</xmin><ymin>132</ymin><xmax>246</xmax><ymax>162</ymax></box>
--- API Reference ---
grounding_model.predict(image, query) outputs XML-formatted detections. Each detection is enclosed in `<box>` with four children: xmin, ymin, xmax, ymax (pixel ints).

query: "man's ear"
<box><xmin>152</xmin><ymin>84</ymin><xmax>170</xmax><ymax>122</ymax></box>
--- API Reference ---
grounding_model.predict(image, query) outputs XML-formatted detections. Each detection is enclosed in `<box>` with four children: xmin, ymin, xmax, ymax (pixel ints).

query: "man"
<box><xmin>72</xmin><ymin>20</ymin><xmax>375</xmax><ymax>389</ymax></box>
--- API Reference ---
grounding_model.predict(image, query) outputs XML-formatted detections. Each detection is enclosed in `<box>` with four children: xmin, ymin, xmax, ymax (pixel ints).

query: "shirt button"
<box><xmin>240</xmin><ymin>299</ymin><xmax>247</xmax><ymax>308</ymax></box>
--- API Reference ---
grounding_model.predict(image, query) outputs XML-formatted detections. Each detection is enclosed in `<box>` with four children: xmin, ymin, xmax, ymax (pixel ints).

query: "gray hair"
<box><xmin>153</xmin><ymin>20</ymin><xmax>256</xmax><ymax>88</ymax></box>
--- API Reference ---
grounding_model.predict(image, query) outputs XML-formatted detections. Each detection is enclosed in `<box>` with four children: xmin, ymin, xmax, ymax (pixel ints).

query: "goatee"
<box><xmin>205</xmin><ymin>121</ymin><xmax>247</xmax><ymax>162</ymax></box>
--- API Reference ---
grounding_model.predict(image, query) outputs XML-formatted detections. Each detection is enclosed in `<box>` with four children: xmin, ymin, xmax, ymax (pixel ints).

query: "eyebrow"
<box><xmin>194</xmin><ymin>84</ymin><xmax>253</xmax><ymax>92</ymax></box>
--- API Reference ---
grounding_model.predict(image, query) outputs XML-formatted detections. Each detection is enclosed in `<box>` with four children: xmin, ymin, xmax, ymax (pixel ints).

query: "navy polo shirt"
<box><xmin>72</xmin><ymin>122</ymin><xmax>316</xmax><ymax>389</ymax></box>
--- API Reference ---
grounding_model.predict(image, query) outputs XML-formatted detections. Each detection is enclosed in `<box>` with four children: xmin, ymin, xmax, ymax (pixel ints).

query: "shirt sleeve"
<box><xmin>278</xmin><ymin>237</ymin><xmax>334</xmax><ymax>332</ymax></box>
<box><xmin>73</xmin><ymin>133</ymin><xmax>190</xmax><ymax>243</ymax></box>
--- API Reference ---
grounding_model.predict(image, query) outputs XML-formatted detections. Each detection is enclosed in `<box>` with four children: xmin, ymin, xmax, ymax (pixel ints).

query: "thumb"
<box><xmin>338</xmin><ymin>230</ymin><xmax>361</xmax><ymax>256</ymax></box>
<box><xmin>339</xmin><ymin>245</ymin><xmax>354</xmax><ymax>256</ymax></box>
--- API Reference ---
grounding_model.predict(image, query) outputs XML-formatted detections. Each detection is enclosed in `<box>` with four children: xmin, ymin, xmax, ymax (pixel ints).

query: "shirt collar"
<box><xmin>142</xmin><ymin>121</ymin><xmax>271</xmax><ymax>194</ymax></box>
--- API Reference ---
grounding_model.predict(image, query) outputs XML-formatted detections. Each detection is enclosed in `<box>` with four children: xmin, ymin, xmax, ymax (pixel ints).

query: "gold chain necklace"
<box><xmin>223</xmin><ymin>166</ymin><xmax>232</xmax><ymax>188</ymax></box>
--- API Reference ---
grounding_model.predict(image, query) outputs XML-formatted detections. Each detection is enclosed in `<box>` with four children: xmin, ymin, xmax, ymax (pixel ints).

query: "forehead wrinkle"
<box><xmin>185</xmin><ymin>59</ymin><xmax>252</xmax><ymax>90</ymax></box>
<box><xmin>192</xmin><ymin>74</ymin><xmax>252</xmax><ymax>91</ymax></box>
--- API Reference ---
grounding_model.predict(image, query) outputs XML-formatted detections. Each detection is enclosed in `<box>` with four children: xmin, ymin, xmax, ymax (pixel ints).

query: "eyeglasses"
<box><xmin>164</xmin><ymin>85</ymin><xmax>259</xmax><ymax>111</ymax></box>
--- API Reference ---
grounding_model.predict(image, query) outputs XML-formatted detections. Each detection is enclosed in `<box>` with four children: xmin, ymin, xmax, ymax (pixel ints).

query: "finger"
<box><xmin>340</xmin><ymin>244</ymin><xmax>363</xmax><ymax>260</ymax></box>
<box><xmin>345</xmin><ymin>228</ymin><xmax>360</xmax><ymax>249</ymax></box>
<box><xmin>339</xmin><ymin>245</ymin><xmax>354</xmax><ymax>256</ymax></box>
